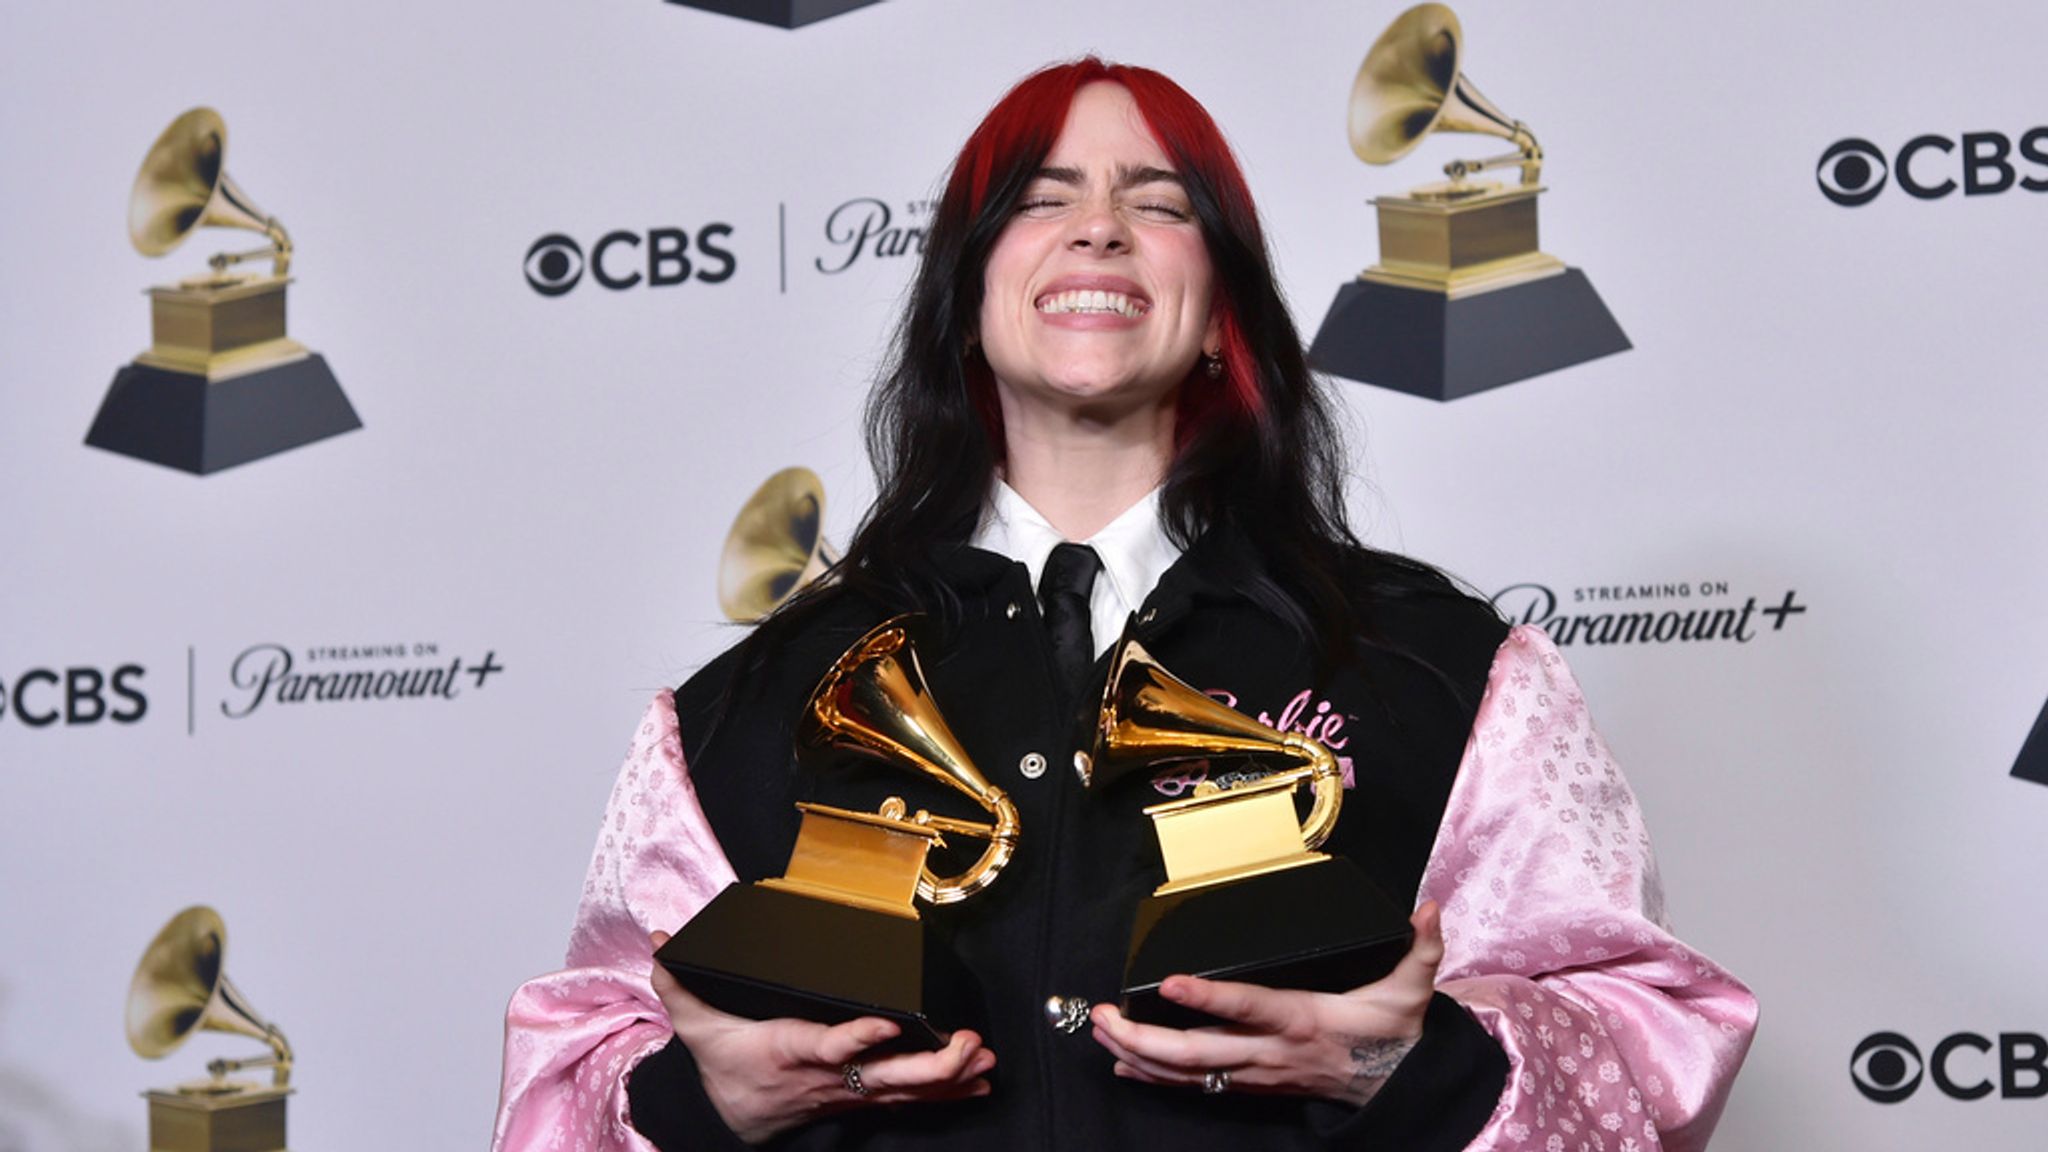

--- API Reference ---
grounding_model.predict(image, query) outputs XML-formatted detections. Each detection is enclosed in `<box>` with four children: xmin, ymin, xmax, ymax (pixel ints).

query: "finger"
<box><xmin>1095</xmin><ymin>1027</ymin><xmax>1201</xmax><ymax>1085</ymax></box>
<box><xmin>645</xmin><ymin>932</ymin><xmax>686</xmax><ymax>999</ymax></box>
<box><xmin>865</xmin><ymin>1030</ymin><xmax>989</xmax><ymax>1089</ymax></box>
<box><xmin>1408</xmin><ymin>901</ymin><xmax>1445</xmax><ymax>965</ymax></box>
<box><xmin>865</xmin><ymin>1076</ymin><xmax>994</xmax><ymax>1106</ymax></box>
<box><xmin>1089</xmin><ymin>1005</ymin><xmax>1264</xmax><ymax>1074</ymax></box>
<box><xmin>812</xmin><ymin>1016</ymin><xmax>903</xmax><ymax>1066</ymax></box>
<box><xmin>644</xmin><ymin>939</ymin><xmax>724</xmax><ymax>1030</ymax></box>
<box><xmin>1383</xmin><ymin>902</ymin><xmax>1446</xmax><ymax>991</ymax></box>
<box><xmin>1156</xmin><ymin>975</ymin><xmax>1307</xmax><ymax>1035</ymax></box>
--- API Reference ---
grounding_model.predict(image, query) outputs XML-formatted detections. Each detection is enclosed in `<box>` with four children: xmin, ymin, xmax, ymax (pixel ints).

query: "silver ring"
<box><xmin>1202</xmin><ymin>1069</ymin><xmax>1231</xmax><ymax>1095</ymax></box>
<box><xmin>842</xmin><ymin>1062</ymin><xmax>869</xmax><ymax>1097</ymax></box>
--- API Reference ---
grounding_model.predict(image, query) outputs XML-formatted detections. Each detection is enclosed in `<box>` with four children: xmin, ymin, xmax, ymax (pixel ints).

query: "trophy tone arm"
<box><xmin>916</xmin><ymin>789</ymin><xmax>1021</xmax><ymax>906</ymax></box>
<box><xmin>1282</xmin><ymin>732</ymin><xmax>1344</xmax><ymax>853</ymax></box>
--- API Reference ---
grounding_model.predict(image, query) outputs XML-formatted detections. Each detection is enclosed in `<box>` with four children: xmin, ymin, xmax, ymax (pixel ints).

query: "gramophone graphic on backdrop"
<box><xmin>86</xmin><ymin>107</ymin><xmax>359</xmax><ymax>475</ymax></box>
<box><xmin>718</xmin><ymin>466</ymin><xmax>838</xmax><ymax>621</ymax></box>
<box><xmin>127</xmin><ymin>906</ymin><xmax>294</xmax><ymax>1152</ymax></box>
<box><xmin>1311</xmin><ymin>3</ymin><xmax>1630</xmax><ymax>401</ymax></box>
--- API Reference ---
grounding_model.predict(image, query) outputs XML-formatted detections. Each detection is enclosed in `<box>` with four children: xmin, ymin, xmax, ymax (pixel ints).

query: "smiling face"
<box><xmin>977</xmin><ymin>82</ymin><xmax>1220</xmax><ymax>434</ymax></box>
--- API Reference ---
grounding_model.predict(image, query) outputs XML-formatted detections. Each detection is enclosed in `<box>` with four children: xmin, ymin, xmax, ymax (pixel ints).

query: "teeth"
<box><xmin>1038</xmin><ymin>289</ymin><xmax>1146</xmax><ymax>318</ymax></box>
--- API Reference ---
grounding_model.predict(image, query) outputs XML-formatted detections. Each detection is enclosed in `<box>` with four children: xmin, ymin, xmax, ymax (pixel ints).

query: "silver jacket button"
<box><xmin>1044</xmin><ymin>995</ymin><xmax>1090</xmax><ymax>1034</ymax></box>
<box><xmin>1019</xmin><ymin>752</ymin><xmax>1047</xmax><ymax>779</ymax></box>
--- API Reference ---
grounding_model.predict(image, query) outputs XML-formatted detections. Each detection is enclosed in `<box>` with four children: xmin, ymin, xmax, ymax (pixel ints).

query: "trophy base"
<box><xmin>85</xmin><ymin>353</ymin><xmax>360</xmax><ymax>475</ymax></box>
<box><xmin>142</xmin><ymin>1085</ymin><xmax>289</xmax><ymax>1152</ymax></box>
<box><xmin>662</xmin><ymin>0</ymin><xmax>883</xmax><ymax>29</ymax></box>
<box><xmin>1308</xmin><ymin>268</ymin><xmax>1631</xmax><ymax>401</ymax></box>
<box><xmin>657</xmin><ymin>881</ymin><xmax>959</xmax><ymax>1054</ymax></box>
<box><xmin>2013</xmin><ymin>696</ymin><xmax>2048</xmax><ymax>787</ymax></box>
<box><xmin>1121</xmin><ymin>857</ymin><xmax>1413</xmax><ymax>1029</ymax></box>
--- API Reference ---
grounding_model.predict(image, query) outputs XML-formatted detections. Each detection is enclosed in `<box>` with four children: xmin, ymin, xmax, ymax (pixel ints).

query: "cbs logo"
<box><xmin>1817</xmin><ymin>129</ymin><xmax>2048</xmax><ymax>206</ymax></box>
<box><xmin>1851</xmin><ymin>1031</ymin><xmax>2048</xmax><ymax>1103</ymax></box>
<box><xmin>524</xmin><ymin>226</ymin><xmax>737</xmax><ymax>296</ymax></box>
<box><xmin>0</xmin><ymin>666</ymin><xmax>147</xmax><ymax>727</ymax></box>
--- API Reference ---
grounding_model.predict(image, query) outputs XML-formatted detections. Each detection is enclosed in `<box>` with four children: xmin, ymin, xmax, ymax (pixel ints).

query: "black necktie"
<box><xmin>1039</xmin><ymin>543</ymin><xmax>1102</xmax><ymax>704</ymax></box>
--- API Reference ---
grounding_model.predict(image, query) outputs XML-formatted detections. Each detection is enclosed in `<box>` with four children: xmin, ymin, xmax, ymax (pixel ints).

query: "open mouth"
<box><xmin>1036</xmin><ymin>289</ymin><xmax>1148</xmax><ymax>319</ymax></box>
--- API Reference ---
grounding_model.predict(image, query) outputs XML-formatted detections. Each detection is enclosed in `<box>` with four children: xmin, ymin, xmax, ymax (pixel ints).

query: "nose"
<box><xmin>1067</xmin><ymin>195</ymin><xmax>1129</xmax><ymax>254</ymax></box>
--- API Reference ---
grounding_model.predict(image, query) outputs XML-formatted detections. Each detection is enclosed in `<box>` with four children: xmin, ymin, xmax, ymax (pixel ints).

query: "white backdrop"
<box><xmin>3</xmin><ymin>2</ymin><xmax>2045</xmax><ymax>1149</ymax></box>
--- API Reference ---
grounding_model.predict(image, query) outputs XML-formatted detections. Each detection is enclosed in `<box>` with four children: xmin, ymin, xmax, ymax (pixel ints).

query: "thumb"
<box><xmin>1394</xmin><ymin>901</ymin><xmax>1445</xmax><ymax>980</ymax></box>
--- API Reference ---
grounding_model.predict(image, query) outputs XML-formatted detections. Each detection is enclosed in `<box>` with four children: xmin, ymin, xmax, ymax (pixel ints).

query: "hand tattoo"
<box><xmin>1340</xmin><ymin>1035</ymin><xmax>1417</xmax><ymax>1107</ymax></box>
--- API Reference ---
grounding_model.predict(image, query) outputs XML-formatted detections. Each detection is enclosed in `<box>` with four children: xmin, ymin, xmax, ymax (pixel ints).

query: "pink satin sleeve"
<box><xmin>1421</xmin><ymin>627</ymin><xmax>1757</xmax><ymax>1152</ymax></box>
<box><xmin>492</xmin><ymin>692</ymin><xmax>740</xmax><ymax>1152</ymax></box>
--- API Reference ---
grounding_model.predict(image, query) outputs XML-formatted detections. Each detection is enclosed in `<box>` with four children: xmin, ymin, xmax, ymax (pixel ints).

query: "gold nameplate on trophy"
<box><xmin>127</xmin><ymin>906</ymin><xmax>294</xmax><ymax>1152</ymax></box>
<box><xmin>1310</xmin><ymin>2</ymin><xmax>1629</xmax><ymax>399</ymax></box>
<box><xmin>1081</xmin><ymin>628</ymin><xmax>1412</xmax><ymax>1027</ymax></box>
<box><xmin>658</xmin><ymin>615</ymin><xmax>1019</xmax><ymax>1051</ymax></box>
<box><xmin>763</xmin><ymin>798</ymin><xmax>945</xmax><ymax>917</ymax></box>
<box><xmin>1143</xmin><ymin>774</ymin><xmax>1330</xmax><ymax>895</ymax></box>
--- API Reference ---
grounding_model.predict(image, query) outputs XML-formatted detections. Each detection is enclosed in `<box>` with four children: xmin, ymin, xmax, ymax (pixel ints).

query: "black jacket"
<box><xmin>629</xmin><ymin>526</ymin><xmax>1511</xmax><ymax>1150</ymax></box>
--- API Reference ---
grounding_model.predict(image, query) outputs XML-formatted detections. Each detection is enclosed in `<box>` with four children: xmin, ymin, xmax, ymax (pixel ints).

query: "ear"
<box><xmin>1202</xmin><ymin>304</ymin><xmax>1224</xmax><ymax>359</ymax></box>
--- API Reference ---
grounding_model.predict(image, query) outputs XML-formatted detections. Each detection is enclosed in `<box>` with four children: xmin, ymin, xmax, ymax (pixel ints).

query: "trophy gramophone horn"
<box><xmin>129</xmin><ymin>107</ymin><xmax>292</xmax><ymax>278</ymax></box>
<box><xmin>1348</xmin><ymin>3</ymin><xmax>1541</xmax><ymax>188</ymax></box>
<box><xmin>1085</xmin><ymin>633</ymin><xmax>1341</xmax><ymax>853</ymax></box>
<box><xmin>719</xmin><ymin>467</ymin><xmax>841</xmax><ymax>621</ymax></box>
<box><xmin>126</xmin><ymin>906</ymin><xmax>293</xmax><ymax>1089</ymax></box>
<box><xmin>799</xmin><ymin>616</ymin><xmax>1021</xmax><ymax>904</ymax></box>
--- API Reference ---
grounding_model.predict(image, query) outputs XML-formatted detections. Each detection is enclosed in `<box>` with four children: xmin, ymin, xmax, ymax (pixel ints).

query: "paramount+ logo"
<box><xmin>1851</xmin><ymin>1031</ymin><xmax>2048</xmax><ymax>1103</ymax></box>
<box><xmin>524</xmin><ymin>225</ymin><xmax>736</xmax><ymax>297</ymax></box>
<box><xmin>1816</xmin><ymin>128</ymin><xmax>2048</xmax><ymax>206</ymax></box>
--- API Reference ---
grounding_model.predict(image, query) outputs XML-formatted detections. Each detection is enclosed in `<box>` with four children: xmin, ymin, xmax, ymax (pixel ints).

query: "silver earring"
<box><xmin>1203</xmin><ymin>353</ymin><xmax>1224</xmax><ymax>380</ymax></box>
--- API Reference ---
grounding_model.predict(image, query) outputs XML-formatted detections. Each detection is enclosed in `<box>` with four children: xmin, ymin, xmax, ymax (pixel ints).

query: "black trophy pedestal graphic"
<box><xmin>2013</xmin><ymin>697</ymin><xmax>2048</xmax><ymax>787</ymax></box>
<box><xmin>1310</xmin><ymin>269</ymin><xmax>1630</xmax><ymax>402</ymax></box>
<box><xmin>1121</xmin><ymin>858</ymin><xmax>1414</xmax><ymax>1030</ymax></box>
<box><xmin>85</xmin><ymin>354</ymin><xmax>359</xmax><ymax>475</ymax></box>
<box><xmin>657</xmin><ymin>883</ymin><xmax>971</xmax><ymax>1055</ymax></box>
<box><xmin>663</xmin><ymin>0</ymin><xmax>883</xmax><ymax>29</ymax></box>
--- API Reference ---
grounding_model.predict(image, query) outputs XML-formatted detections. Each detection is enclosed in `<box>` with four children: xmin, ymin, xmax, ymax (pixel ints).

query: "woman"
<box><xmin>493</xmin><ymin>59</ymin><xmax>1755</xmax><ymax>1151</ymax></box>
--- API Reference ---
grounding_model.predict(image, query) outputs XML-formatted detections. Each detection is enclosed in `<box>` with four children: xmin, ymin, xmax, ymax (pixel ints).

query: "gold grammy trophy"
<box><xmin>127</xmin><ymin>906</ymin><xmax>294</xmax><ymax>1152</ymax></box>
<box><xmin>86</xmin><ymin>107</ymin><xmax>359</xmax><ymax>474</ymax></box>
<box><xmin>1309</xmin><ymin>3</ymin><xmax>1629</xmax><ymax>400</ymax></box>
<box><xmin>657</xmin><ymin>616</ymin><xmax>1019</xmax><ymax>1051</ymax></box>
<box><xmin>718</xmin><ymin>467</ymin><xmax>840</xmax><ymax>621</ymax></box>
<box><xmin>1081</xmin><ymin>630</ymin><xmax>1412</xmax><ymax>1027</ymax></box>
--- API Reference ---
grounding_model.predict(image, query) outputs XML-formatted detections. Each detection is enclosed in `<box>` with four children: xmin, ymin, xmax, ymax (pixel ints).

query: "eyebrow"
<box><xmin>1034</xmin><ymin>164</ymin><xmax>1184</xmax><ymax>189</ymax></box>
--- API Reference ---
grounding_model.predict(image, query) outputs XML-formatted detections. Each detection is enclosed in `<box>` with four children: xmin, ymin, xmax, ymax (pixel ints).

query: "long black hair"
<box><xmin>722</xmin><ymin>58</ymin><xmax>1475</xmax><ymax>708</ymax></box>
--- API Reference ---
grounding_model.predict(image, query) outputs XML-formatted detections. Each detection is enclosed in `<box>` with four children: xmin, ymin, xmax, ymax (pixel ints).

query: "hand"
<box><xmin>1088</xmin><ymin>901</ymin><xmax>1444</xmax><ymax>1108</ymax></box>
<box><xmin>647</xmin><ymin>931</ymin><xmax>995</xmax><ymax>1145</ymax></box>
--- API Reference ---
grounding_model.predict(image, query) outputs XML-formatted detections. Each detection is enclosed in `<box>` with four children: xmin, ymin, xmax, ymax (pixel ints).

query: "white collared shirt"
<box><xmin>969</xmin><ymin>481</ymin><xmax>1183</xmax><ymax>658</ymax></box>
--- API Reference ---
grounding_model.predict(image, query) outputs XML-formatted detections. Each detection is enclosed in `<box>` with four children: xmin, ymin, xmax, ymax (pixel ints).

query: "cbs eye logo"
<box><xmin>524</xmin><ymin>225</ymin><xmax>737</xmax><ymax>296</ymax></box>
<box><xmin>1850</xmin><ymin>1033</ymin><xmax>1924</xmax><ymax>1103</ymax></box>
<box><xmin>1816</xmin><ymin>139</ymin><xmax>1889</xmax><ymax>207</ymax></box>
<box><xmin>1817</xmin><ymin>128</ymin><xmax>2048</xmax><ymax>206</ymax></box>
